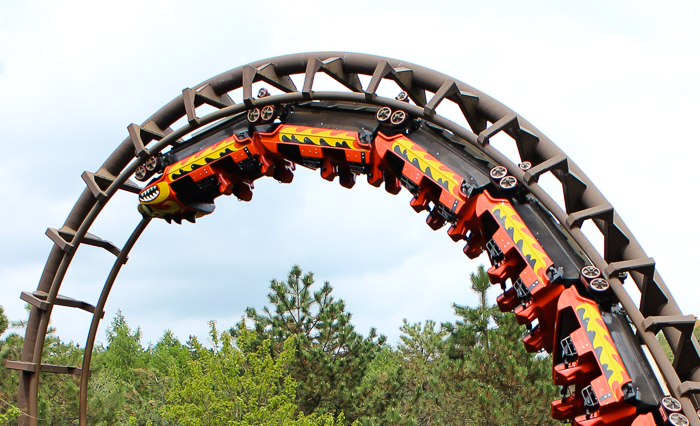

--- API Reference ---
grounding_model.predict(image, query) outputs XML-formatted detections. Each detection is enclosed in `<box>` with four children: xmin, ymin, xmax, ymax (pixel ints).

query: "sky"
<box><xmin>1</xmin><ymin>0</ymin><xmax>699</xmax><ymax>348</ymax></box>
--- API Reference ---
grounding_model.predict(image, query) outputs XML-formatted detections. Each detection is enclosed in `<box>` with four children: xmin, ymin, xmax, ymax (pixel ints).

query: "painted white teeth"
<box><xmin>139</xmin><ymin>186</ymin><xmax>160</xmax><ymax>203</ymax></box>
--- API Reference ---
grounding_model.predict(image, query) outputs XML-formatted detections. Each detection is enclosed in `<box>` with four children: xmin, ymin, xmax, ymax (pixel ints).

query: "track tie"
<box><xmin>364</xmin><ymin>61</ymin><xmax>426</xmax><ymax>106</ymax></box>
<box><xmin>643</xmin><ymin>315</ymin><xmax>700</xmax><ymax>377</ymax></box>
<box><xmin>46</xmin><ymin>227</ymin><xmax>122</xmax><ymax>258</ymax></box>
<box><xmin>303</xmin><ymin>57</ymin><xmax>362</xmax><ymax>96</ymax></box>
<box><xmin>476</xmin><ymin>113</ymin><xmax>542</xmax><ymax>161</ymax></box>
<box><xmin>59</xmin><ymin>227</ymin><xmax>121</xmax><ymax>257</ymax></box>
<box><xmin>242</xmin><ymin>63</ymin><xmax>297</xmax><ymax>104</ymax></box>
<box><xmin>604</xmin><ymin>257</ymin><xmax>655</xmax><ymax>280</ymax></box>
<box><xmin>182</xmin><ymin>87</ymin><xmax>200</xmax><ymax>125</ymax></box>
<box><xmin>128</xmin><ymin>123</ymin><xmax>150</xmax><ymax>158</ymax></box>
<box><xmin>566</xmin><ymin>203</ymin><xmax>614</xmax><ymax>228</ymax></box>
<box><xmin>126</xmin><ymin>120</ymin><xmax>173</xmax><ymax>161</ymax></box>
<box><xmin>422</xmin><ymin>79</ymin><xmax>482</xmax><ymax>133</ymax></box>
<box><xmin>5</xmin><ymin>360</ymin><xmax>88</xmax><ymax>376</ymax></box>
<box><xmin>181</xmin><ymin>85</ymin><xmax>233</xmax><ymax>126</ymax></box>
<box><xmin>321</xmin><ymin>57</ymin><xmax>363</xmax><ymax>92</ymax></box>
<box><xmin>19</xmin><ymin>292</ymin><xmax>49</xmax><ymax>310</ymax></box>
<box><xmin>302</xmin><ymin>58</ymin><xmax>323</xmax><ymax>97</ymax></box>
<box><xmin>20</xmin><ymin>291</ymin><xmax>104</xmax><ymax>318</ymax></box>
<box><xmin>194</xmin><ymin>84</ymin><xmax>234</xmax><ymax>108</ymax></box>
<box><xmin>452</xmin><ymin>90</ymin><xmax>484</xmax><ymax>134</ymax></box>
<box><xmin>82</xmin><ymin>170</ymin><xmax>140</xmax><ymax>200</ymax></box>
<box><xmin>46</xmin><ymin>227</ymin><xmax>75</xmax><ymax>253</ymax></box>
<box><xmin>423</xmin><ymin>79</ymin><xmax>460</xmax><ymax>117</ymax></box>
<box><xmin>677</xmin><ymin>381</ymin><xmax>700</xmax><ymax>397</ymax></box>
<box><xmin>141</xmin><ymin>120</ymin><xmax>168</xmax><ymax>140</ymax></box>
<box><xmin>523</xmin><ymin>154</ymin><xmax>569</xmax><ymax>184</ymax></box>
<box><xmin>477</xmin><ymin>113</ymin><xmax>519</xmax><ymax>146</ymax></box>
<box><xmin>365</xmin><ymin>61</ymin><xmax>395</xmax><ymax>101</ymax></box>
<box><xmin>642</xmin><ymin>315</ymin><xmax>697</xmax><ymax>334</ymax></box>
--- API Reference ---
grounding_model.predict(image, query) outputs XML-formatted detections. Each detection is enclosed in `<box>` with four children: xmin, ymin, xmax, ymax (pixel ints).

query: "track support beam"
<box><xmin>523</xmin><ymin>154</ymin><xmax>568</xmax><ymax>184</ymax></box>
<box><xmin>20</xmin><ymin>291</ymin><xmax>103</xmax><ymax>317</ymax></box>
<box><xmin>6</xmin><ymin>361</ymin><xmax>87</xmax><ymax>376</ymax></box>
<box><xmin>46</xmin><ymin>226</ymin><xmax>121</xmax><ymax>259</ymax></box>
<box><xmin>566</xmin><ymin>203</ymin><xmax>614</xmax><ymax>228</ymax></box>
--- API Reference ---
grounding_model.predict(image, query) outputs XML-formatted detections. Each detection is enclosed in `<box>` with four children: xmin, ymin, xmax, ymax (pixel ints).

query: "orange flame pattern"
<box><xmin>165</xmin><ymin>137</ymin><xmax>245</xmax><ymax>182</ymax></box>
<box><xmin>576</xmin><ymin>301</ymin><xmax>630</xmax><ymax>398</ymax></box>
<box><xmin>491</xmin><ymin>202</ymin><xmax>553</xmax><ymax>281</ymax></box>
<box><xmin>391</xmin><ymin>137</ymin><xmax>463</xmax><ymax>197</ymax></box>
<box><xmin>276</xmin><ymin>125</ymin><xmax>362</xmax><ymax>149</ymax></box>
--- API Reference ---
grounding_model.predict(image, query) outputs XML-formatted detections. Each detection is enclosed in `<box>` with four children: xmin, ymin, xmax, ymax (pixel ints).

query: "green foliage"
<box><xmin>0</xmin><ymin>306</ymin><xmax>8</xmax><ymax>337</ymax></box>
<box><xmin>354</xmin><ymin>265</ymin><xmax>558</xmax><ymax>426</ymax></box>
<box><xmin>162</xmin><ymin>320</ymin><xmax>345</xmax><ymax>426</ymax></box>
<box><xmin>0</xmin><ymin>265</ymin><xmax>566</xmax><ymax>425</ymax></box>
<box><xmin>437</xmin><ymin>265</ymin><xmax>559</xmax><ymax>425</ymax></box>
<box><xmin>89</xmin><ymin>310</ymin><xmax>178</xmax><ymax>425</ymax></box>
<box><xmin>354</xmin><ymin>346</ymin><xmax>406</xmax><ymax>425</ymax></box>
<box><xmin>0</xmin><ymin>306</ymin><xmax>21</xmax><ymax>425</ymax></box>
<box><xmin>358</xmin><ymin>320</ymin><xmax>449</xmax><ymax>425</ymax></box>
<box><xmin>101</xmin><ymin>310</ymin><xmax>145</xmax><ymax>382</ymax></box>
<box><xmin>0</xmin><ymin>404</ymin><xmax>21</xmax><ymax>426</ymax></box>
<box><xmin>656</xmin><ymin>331</ymin><xmax>674</xmax><ymax>361</ymax></box>
<box><xmin>241</xmin><ymin>265</ymin><xmax>386</xmax><ymax>422</ymax></box>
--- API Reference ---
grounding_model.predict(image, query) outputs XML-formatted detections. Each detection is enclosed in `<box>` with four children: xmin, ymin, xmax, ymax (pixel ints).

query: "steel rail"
<box><xmin>13</xmin><ymin>52</ymin><xmax>699</xmax><ymax>425</ymax></box>
<box><xmin>77</xmin><ymin>216</ymin><xmax>151</xmax><ymax>423</ymax></box>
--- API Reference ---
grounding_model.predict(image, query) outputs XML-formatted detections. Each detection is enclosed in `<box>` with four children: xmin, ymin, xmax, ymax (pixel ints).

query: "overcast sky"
<box><xmin>1</xmin><ymin>0</ymin><xmax>699</xmax><ymax>348</ymax></box>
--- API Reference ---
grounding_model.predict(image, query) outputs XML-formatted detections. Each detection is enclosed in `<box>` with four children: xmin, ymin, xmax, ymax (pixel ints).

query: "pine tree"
<box><xmin>437</xmin><ymin>265</ymin><xmax>558</xmax><ymax>425</ymax></box>
<box><xmin>239</xmin><ymin>265</ymin><xmax>386</xmax><ymax>423</ymax></box>
<box><xmin>394</xmin><ymin>319</ymin><xmax>448</xmax><ymax>425</ymax></box>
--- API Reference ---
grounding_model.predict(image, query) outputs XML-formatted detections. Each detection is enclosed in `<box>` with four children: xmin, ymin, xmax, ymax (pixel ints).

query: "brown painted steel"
<box><xmin>78</xmin><ymin>216</ymin><xmax>151</xmax><ymax>423</ymax></box>
<box><xmin>12</xmin><ymin>52</ymin><xmax>699</xmax><ymax>425</ymax></box>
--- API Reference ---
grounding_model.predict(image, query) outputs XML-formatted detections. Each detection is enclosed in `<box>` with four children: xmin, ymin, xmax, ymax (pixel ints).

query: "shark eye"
<box><xmin>139</xmin><ymin>185</ymin><xmax>161</xmax><ymax>203</ymax></box>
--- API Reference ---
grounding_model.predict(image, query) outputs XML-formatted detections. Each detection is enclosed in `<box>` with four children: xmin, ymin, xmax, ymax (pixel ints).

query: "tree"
<box><xmin>0</xmin><ymin>306</ymin><xmax>8</xmax><ymax>336</ymax></box>
<box><xmin>240</xmin><ymin>265</ymin><xmax>386</xmax><ymax>422</ymax></box>
<box><xmin>436</xmin><ymin>265</ymin><xmax>558</xmax><ymax>425</ymax></box>
<box><xmin>360</xmin><ymin>265</ymin><xmax>559</xmax><ymax>426</ymax></box>
<box><xmin>354</xmin><ymin>346</ymin><xmax>406</xmax><ymax>425</ymax></box>
<box><xmin>162</xmin><ymin>320</ymin><xmax>345</xmax><ymax>426</ymax></box>
<box><xmin>0</xmin><ymin>306</ymin><xmax>21</xmax><ymax>425</ymax></box>
<box><xmin>100</xmin><ymin>310</ymin><xmax>145</xmax><ymax>382</ymax></box>
<box><xmin>355</xmin><ymin>320</ymin><xmax>448</xmax><ymax>426</ymax></box>
<box><xmin>89</xmin><ymin>310</ymin><xmax>176</xmax><ymax>425</ymax></box>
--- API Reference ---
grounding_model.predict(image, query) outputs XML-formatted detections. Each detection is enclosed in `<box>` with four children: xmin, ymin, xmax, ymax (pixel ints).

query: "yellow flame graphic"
<box><xmin>491</xmin><ymin>202</ymin><xmax>551</xmax><ymax>279</ymax></box>
<box><xmin>576</xmin><ymin>302</ymin><xmax>629</xmax><ymax>394</ymax></box>
<box><xmin>392</xmin><ymin>138</ymin><xmax>462</xmax><ymax>196</ymax></box>
<box><xmin>166</xmin><ymin>138</ymin><xmax>244</xmax><ymax>181</ymax></box>
<box><xmin>277</xmin><ymin>126</ymin><xmax>361</xmax><ymax>149</ymax></box>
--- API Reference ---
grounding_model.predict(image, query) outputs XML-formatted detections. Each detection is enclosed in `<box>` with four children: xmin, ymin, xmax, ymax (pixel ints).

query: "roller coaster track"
<box><xmin>7</xmin><ymin>52</ymin><xmax>700</xmax><ymax>425</ymax></box>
